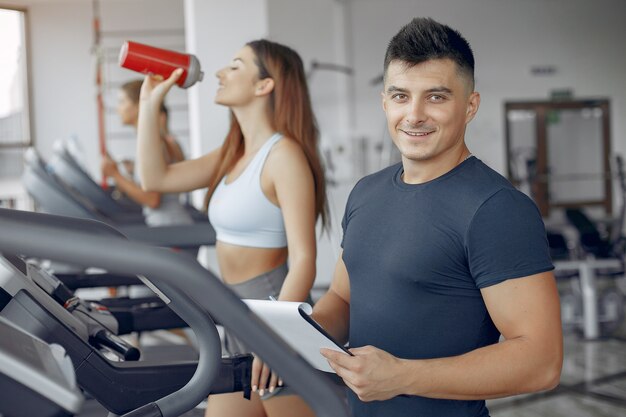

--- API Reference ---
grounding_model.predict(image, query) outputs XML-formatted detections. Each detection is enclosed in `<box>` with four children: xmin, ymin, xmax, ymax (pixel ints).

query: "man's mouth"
<box><xmin>399</xmin><ymin>129</ymin><xmax>435</xmax><ymax>137</ymax></box>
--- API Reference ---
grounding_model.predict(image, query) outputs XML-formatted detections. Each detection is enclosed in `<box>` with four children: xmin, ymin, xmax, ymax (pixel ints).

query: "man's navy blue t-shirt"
<box><xmin>340</xmin><ymin>157</ymin><xmax>554</xmax><ymax>417</ymax></box>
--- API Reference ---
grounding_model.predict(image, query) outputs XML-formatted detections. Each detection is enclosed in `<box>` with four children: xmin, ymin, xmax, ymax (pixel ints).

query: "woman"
<box><xmin>137</xmin><ymin>40</ymin><xmax>327</xmax><ymax>417</ymax></box>
<box><xmin>102</xmin><ymin>80</ymin><xmax>192</xmax><ymax>227</ymax></box>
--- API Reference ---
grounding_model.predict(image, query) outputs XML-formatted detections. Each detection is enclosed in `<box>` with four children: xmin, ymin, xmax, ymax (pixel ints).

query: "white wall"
<box><xmin>5</xmin><ymin>0</ymin><xmax>626</xmax><ymax>283</ymax></box>
<box><xmin>99</xmin><ymin>0</ymin><xmax>187</xmax><ymax>163</ymax></box>
<box><xmin>7</xmin><ymin>0</ymin><xmax>185</xmax><ymax>177</ymax></box>
<box><xmin>183</xmin><ymin>0</ymin><xmax>269</xmax><ymax>162</ymax></box>
<box><xmin>262</xmin><ymin>0</ymin><xmax>626</xmax><ymax>285</ymax></box>
<box><xmin>11</xmin><ymin>0</ymin><xmax>626</xmax><ymax>183</ymax></box>
<box><xmin>267</xmin><ymin>0</ymin><xmax>360</xmax><ymax>183</ymax></box>
<box><xmin>27</xmin><ymin>1</ymin><xmax>95</xmax><ymax>166</ymax></box>
<box><xmin>15</xmin><ymin>0</ymin><xmax>625</xmax><ymax>192</ymax></box>
<box><xmin>183</xmin><ymin>0</ymin><xmax>269</xmax><ymax>274</ymax></box>
<box><xmin>267</xmin><ymin>0</ymin><xmax>626</xmax><ymax>172</ymax></box>
<box><xmin>347</xmin><ymin>0</ymin><xmax>626</xmax><ymax>174</ymax></box>
<box><xmin>264</xmin><ymin>0</ymin><xmax>357</xmax><ymax>288</ymax></box>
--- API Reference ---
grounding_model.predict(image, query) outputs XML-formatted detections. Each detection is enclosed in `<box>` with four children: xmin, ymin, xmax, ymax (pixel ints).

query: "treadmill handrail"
<box><xmin>0</xmin><ymin>207</ymin><xmax>124</xmax><ymax>238</ymax></box>
<box><xmin>0</xmin><ymin>211</ymin><xmax>221</xmax><ymax>417</ymax></box>
<box><xmin>0</xmin><ymin>209</ymin><xmax>349</xmax><ymax>417</ymax></box>
<box><xmin>120</xmin><ymin>223</ymin><xmax>216</xmax><ymax>248</ymax></box>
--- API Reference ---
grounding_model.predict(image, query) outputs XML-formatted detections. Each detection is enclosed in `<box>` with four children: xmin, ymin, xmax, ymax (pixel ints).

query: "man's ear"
<box><xmin>465</xmin><ymin>91</ymin><xmax>480</xmax><ymax>124</ymax></box>
<box><xmin>255</xmin><ymin>78</ymin><xmax>275</xmax><ymax>96</ymax></box>
<box><xmin>381</xmin><ymin>91</ymin><xmax>387</xmax><ymax>112</ymax></box>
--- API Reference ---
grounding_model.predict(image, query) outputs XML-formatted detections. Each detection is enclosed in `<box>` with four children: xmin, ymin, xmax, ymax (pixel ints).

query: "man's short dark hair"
<box><xmin>384</xmin><ymin>17</ymin><xmax>475</xmax><ymax>90</ymax></box>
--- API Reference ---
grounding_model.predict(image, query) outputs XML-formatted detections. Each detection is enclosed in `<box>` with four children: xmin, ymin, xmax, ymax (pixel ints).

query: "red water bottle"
<box><xmin>118</xmin><ymin>41</ymin><xmax>204</xmax><ymax>88</ymax></box>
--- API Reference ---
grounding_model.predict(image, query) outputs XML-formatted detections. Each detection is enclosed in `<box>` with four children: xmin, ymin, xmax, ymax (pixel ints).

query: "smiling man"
<box><xmin>313</xmin><ymin>17</ymin><xmax>563</xmax><ymax>417</ymax></box>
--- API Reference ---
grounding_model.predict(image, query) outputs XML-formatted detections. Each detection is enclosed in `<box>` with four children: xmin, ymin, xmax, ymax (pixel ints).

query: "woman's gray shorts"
<box><xmin>223</xmin><ymin>264</ymin><xmax>287</xmax><ymax>356</ymax></box>
<box><xmin>223</xmin><ymin>264</ymin><xmax>312</xmax><ymax>400</ymax></box>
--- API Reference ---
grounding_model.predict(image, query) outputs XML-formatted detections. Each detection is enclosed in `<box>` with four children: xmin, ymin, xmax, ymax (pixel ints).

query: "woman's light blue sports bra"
<box><xmin>208</xmin><ymin>133</ymin><xmax>287</xmax><ymax>248</ymax></box>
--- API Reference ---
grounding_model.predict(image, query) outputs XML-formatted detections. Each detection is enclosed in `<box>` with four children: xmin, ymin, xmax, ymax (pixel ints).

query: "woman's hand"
<box><xmin>140</xmin><ymin>68</ymin><xmax>184</xmax><ymax>110</ymax></box>
<box><xmin>101</xmin><ymin>155</ymin><xmax>119</xmax><ymax>178</ymax></box>
<box><xmin>251</xmin><ymin>355</ymin><xmax>283</xmax><ymax>396</ymax></box>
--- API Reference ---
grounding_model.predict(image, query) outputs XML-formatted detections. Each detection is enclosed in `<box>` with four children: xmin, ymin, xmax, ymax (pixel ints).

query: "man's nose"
<box><xmin>404</xmin><ymin>99</ymin><xmax>426</xmax><ymax>126</ymax></box>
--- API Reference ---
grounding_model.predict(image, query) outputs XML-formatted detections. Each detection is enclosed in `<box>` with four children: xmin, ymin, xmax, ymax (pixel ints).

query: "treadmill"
<box><xmin>47</xmin><ymin>139</ymin><xmax>144</xmax><ymax>218</ymax></box>
<box><xmin>22</xmin><ymin>147</ymin><xmax>216</xmax><ymax>250</ymax></box>
<box><xmin>0</xmin><ymin>208</ymin><xmax>349</xmax><ymax>417</ymax></box>
<box><xmin>0</xmin><ymin>317</ymin><xmax>84</xmax><ymax>417</ymax></box>
<box><xmin>47</xmin><ymin>138</ymin><xmax>208</xmax><ymax>224</ymax></box>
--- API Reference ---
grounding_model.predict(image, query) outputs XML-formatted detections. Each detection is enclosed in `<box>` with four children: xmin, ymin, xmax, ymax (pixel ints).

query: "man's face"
<box><xmin>382</xmin><ymin>58</ymin><xmax>479</xmax><ymax>164</ymax></box>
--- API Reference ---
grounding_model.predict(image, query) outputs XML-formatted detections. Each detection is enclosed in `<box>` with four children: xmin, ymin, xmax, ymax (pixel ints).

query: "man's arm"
<box><xmin>322</xmin><ymin>271</ymin><xmax>563</xmax><ymax>402</ymax></box>
<box><xmin>311</xmin><ymin>251</ymin><xmax>351</xmax><ymax>344</ymax></box>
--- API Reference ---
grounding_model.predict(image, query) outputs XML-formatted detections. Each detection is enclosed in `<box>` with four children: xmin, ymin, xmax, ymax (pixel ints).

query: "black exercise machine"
<box><xmin>0</xmin><ymin>317</ymin><xmax>84</xmax><ymax>417</ymax></box>
<box><xmin>0</xmin><ymin>208</ymin><xmax>348</xmax><ymax>417</ymax></box>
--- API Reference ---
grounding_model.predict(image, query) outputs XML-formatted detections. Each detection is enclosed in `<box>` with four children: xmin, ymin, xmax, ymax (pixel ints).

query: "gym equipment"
<box><xmin>561</xmin><ymin>156</ymin><xmax>625</xmax><ymax>337</ymax></box>
<box><xmin>22</xmin><ymin>147</ymin><xmax>216</xmax><ymax>251</ymax></box>
<box><xmin>0</xmin><ymin>249</ymin><xmax>246</xmax><ymax>415</ymax></box>
<box><xmin>0</xmin><ymin>207</ymin><xmax>189</xmax><ymax>336</ymax></box>
<box><xmin>0</xmin><ymin>208</ymin><xmax>349</xmax><ymax>417</ymax></box>
<box><xmin>0</xmin><ymin>208</ymin><xmax>190</xmax><ymax>336</ymax></box>
<box><xmin>565</xmin><ymin>208</ymin><xmax>619</xmax><ymax>259</ymax></box>
<box><xmin>12</xmin><ymin>252</ymin><xmax>186</xmax><ymax>336</ymax></box>
<box><xmin>48</xmin><ymin>138</ymin><xmax>143</xmax><ymax>219</ymax></box>
<box><xmin>47</xmin><ymin>138</ymin><xmax>209</xmax><ymax>225</ymax></box>
<box><xmin>548</xmin><ymin>155</ymin><xmax>626</xmax><ymax>338</ymax></box>
<box><xmin>0</xmin><ymin>317</ymin><xmax>84</xmax><ymax>417</ymax></box>
<box><xmin>557</xmin><ymin>267</ymin><xmax>625</xmax><ymax>336</ymax></box>
<box><xmin>119</xmin><ymin>41</ymin><xmax>204</xmax><ymax>88</ymax></box>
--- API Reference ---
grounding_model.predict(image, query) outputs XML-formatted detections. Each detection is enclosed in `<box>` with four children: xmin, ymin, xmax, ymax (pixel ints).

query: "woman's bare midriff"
<box><xmin>216</xmin><ymin>241</ymin><xmax>288</xmax><ymax>285</ymax></box>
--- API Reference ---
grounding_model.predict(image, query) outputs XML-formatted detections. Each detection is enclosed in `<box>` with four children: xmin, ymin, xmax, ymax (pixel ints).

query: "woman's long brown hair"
<box><xmin>204</xmin><ymin>39</ymin><xmax>328</xmax><ymax>229</ymax></box>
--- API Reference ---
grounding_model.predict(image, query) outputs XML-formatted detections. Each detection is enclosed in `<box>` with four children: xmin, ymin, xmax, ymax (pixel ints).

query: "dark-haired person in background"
<box><xmin>102</xmin><ymin>79</ymin><xmax>192</xmax><ymax>227</ymax></box>
<box><xmin>310</xmin><ymin>17</ymin><xmax>563</xmax><ymax>417</ymax></box>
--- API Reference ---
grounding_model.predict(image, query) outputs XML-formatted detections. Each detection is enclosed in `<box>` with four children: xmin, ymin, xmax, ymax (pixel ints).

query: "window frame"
<box><xmin>0</xmin><ymin>4</ymin><xmax>33</xmax><ymax>149</ymax></box>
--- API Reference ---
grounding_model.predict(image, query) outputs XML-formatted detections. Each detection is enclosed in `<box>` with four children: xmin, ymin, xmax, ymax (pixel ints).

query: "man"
<box><xmin>313</xmin><ymin>17</ymin><xmax>563</xmax><ymax>417</ymax></box>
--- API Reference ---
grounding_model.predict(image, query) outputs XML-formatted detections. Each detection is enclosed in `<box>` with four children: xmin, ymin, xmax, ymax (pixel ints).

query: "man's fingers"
<box><xmin>320</xmin><ymin>348</ymin><xmax>354</xmax><ymax>368</ymax></box>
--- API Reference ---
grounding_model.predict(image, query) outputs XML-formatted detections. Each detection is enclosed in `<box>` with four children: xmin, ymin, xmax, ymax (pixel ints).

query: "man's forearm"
<box><xmin>311</xmin><ymin>290</ymin><xmax>350</xmax><ymax>345</ymax></box>
<box><xmin>398</xmin><ymin>336</ymin><xmax>562</xmax><ymax>400</ymax></box>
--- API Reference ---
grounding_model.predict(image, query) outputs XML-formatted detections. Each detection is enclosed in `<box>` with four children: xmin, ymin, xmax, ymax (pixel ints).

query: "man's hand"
<box><xmin>321</xmin><ymin>345</ymin><xmax>405</xmax><ymax>402</ymax></box>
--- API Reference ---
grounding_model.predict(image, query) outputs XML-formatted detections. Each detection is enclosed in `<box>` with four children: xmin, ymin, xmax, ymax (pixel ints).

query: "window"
<box><xmin>505</xmin><ymin>99</ymin><xmax>612</xmax><ymax>217</ymax></box>
<box><xmin>0</xmin><ymin>7</ymin><xmax>31</xmax><ymax>148</ymax></box>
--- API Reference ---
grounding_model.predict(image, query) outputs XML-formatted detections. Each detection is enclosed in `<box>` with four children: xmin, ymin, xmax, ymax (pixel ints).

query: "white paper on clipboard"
<box><xmin>243</xmin><ymin>299</ymin><xmax>349</xmax><ymax>373</ymax></box>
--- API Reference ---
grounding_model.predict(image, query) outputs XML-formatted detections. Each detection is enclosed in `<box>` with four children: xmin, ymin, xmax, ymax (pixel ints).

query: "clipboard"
<box><xmin>297</xmin><ymin>307</ymin><xmax>353</xmax><ymax>356</ymax></box>
<box><xmin>243</xmin><ymin>299</ymin><xmax>352</xmax><ymax>372</ymax></box>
